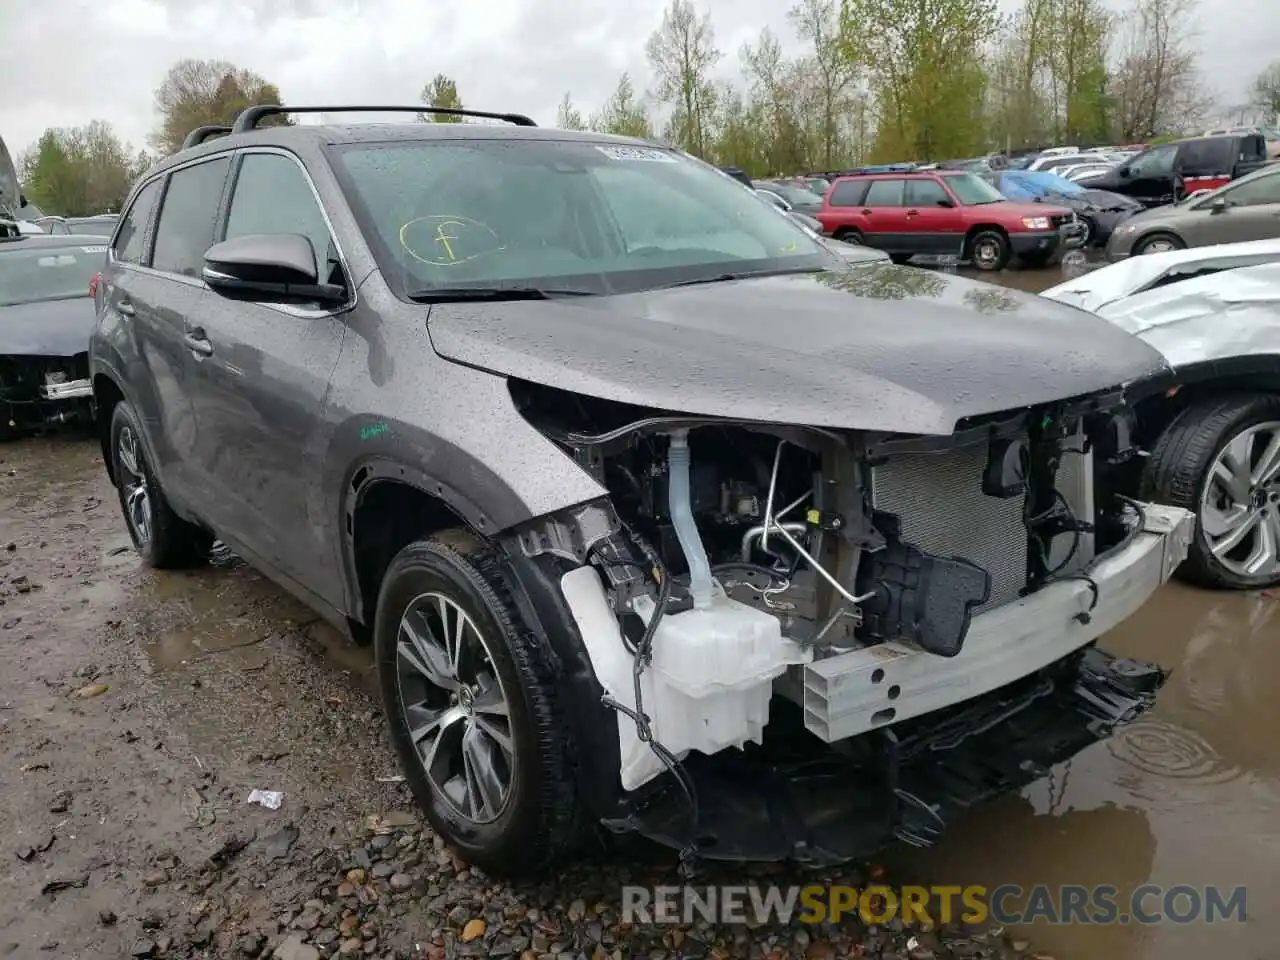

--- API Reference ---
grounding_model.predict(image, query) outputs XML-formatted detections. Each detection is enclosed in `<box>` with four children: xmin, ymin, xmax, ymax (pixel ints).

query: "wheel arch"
<box><xmin>1131</xmin><ymin>357</ymin><xmax>1280</xmax><ymax>450</ymax></box>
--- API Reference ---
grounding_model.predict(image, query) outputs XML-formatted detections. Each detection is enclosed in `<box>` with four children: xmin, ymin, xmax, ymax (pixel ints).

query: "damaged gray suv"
<box><xmin>90</xmin><ymin>105</ymin><xmax>1195</xmax><ymax>877</ymax></box>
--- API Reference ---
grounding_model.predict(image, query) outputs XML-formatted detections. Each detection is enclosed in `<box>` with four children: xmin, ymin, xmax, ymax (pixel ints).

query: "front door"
<box><xmin>1121</xmin><ymin>144</ymin><xmax>1179</xmax><ymax>207</ymax></box>
<box><xmin>183</xmin><ymin>149</ymin><xmax>351</xmax><ymax>591</ymax></box>
<box><xmin>903</xmin><ymin>178</ymin><xmax>963</xmax><ymax>255</ymax></box>
<box><xmin>1187</xmin><ymin>168</ymin><xmax>1280</xmax><ymax>246</ymax></box>
<box><xmin>858</xmin><ymin>178</ymin><xmax>909</xmax><ymax>253</ymax></box>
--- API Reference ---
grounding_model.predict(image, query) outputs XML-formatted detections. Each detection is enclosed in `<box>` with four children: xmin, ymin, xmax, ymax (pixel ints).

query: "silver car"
<box><xmin>1106</xmin><ymin>162</ymin><xmax>1280</xmax><ymax>258</ymax></box>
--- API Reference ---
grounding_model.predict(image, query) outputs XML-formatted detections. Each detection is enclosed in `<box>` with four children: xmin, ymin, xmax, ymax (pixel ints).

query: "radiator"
<box><xmin>868</xmin><ymin>429</ymin><xmax>1095</xmax><ymax>614</ymax></box>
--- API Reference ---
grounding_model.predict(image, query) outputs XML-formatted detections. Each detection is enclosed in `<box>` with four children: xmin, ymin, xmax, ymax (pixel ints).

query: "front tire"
<box><xmin>966</xmin><ymin>230</ymin><xmax>1010</xmax><ymax>271</ymax></box>
<box><xmin>1141</xmin><ymin>395</ymin><xmax>1280</xmax><ymax>589</ymax></box>
<box><xmin>1134</xmin><ymin>231</ymin><xmax>1185</xmax><ymax>256</ymax></box>
<box><xmin>108</xmin><ymin>402</ymin><xmax>211</xmax><ymax>569</ymax></box>
<box><xmin>374</xmin><ymin>531</ymin><xmax>581</xmax><ymax>876</ymax></box>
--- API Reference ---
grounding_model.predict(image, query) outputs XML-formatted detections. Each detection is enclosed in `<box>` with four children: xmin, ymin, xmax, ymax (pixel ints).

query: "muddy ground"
<box><xmin>1</xmin><ymin>436</ymin><xmax>1046</xmax><ymax>960</ymax></box>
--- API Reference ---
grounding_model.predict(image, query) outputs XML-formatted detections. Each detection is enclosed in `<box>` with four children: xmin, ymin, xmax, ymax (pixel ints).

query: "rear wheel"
<box><xmin>1142</xmin><ymin>395</ymin><xmax>1280</xmax><ymax>589</ymax></box>
<box><xmin>834</xmin><ymin>228</ymin><xmax>864</xmax><ymax>244</ymax></box>
<box><xmin>1134</xmin><ymin>232</ymin><xmax>1185</xmax><ymax>255</ymax></box>
<box><xmin>374</xmin><ymin>531</ymin><xmax>581</xmax><ymax>876</ymax></box>
<box><xmin>966</xmin><ymin>230</ymin><xmax>1010</xmax><ymax>271</ymax></box>
<box><xmin>109</xmin><ymin>402</ymin><xmax>211</xmax><ymax>569</ymax></box>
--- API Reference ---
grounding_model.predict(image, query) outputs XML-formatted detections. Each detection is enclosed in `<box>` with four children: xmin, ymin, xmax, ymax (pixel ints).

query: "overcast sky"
<box><xmin>1</xmin><ymin>0</ymin><xmax>1276</xmax><ymax>158</ymax></box>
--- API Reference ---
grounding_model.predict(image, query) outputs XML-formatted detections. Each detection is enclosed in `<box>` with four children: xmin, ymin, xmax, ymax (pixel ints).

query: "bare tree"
<box><xmin>1252</xmin><ymin>61</ymin><xmax>1280</xmax><ymax>124</ymax></box>
<box><xmin>645</xmin><ymin>0</ymin><xmax>721</xmax><ymax>155</ymax></box>
<box><xmin>1109</xmin><ymin>0</ymin><xmax>1212</xmax><ymax>140</ymax></box>
<box><xmin>788</xmin><ymin>0</ymin><xmax>859</xmax><ymax>168</ymax></box>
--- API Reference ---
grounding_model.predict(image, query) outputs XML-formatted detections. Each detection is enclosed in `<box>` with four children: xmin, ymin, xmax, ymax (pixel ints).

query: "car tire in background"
<box><xmin>889</xmin><ymin>253</ymin><xmax>913</xmax><ymax>265</ymax></box>
<box><xmin>108</xmin><ymin>401</ymin><xmax>212</xmax><ymax>569</ymax></box>
<box><xmin>1133</xmin><ymin>231</ymin><xmax>1185</xmax><ymax>256</ymax></box>
<box><xmin>833</xmin><ymin>228</ymin><xmax>864</xmax><ymax>244</ymax></box>
<box><xmin>374</xmin><ymin>530</ymin><xmax>581</xmax><ymax>877</ymax></box>
<box><xmin>966</xmin><ymin>229</ymin><xmax>1011</xmax><ymax>271</ymax></box>
<box><xmin>1141</xmin><ymin>395</ymin><xmax>1280</xmax><ymax>589</ymax></box>
<box><xmin>1078</xmin><ymin>216</ymin><xmax>1095</xmax><ymax>247</ymax></box>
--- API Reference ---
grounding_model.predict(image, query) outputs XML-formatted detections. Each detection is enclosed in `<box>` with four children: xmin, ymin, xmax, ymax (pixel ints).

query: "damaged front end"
<box><xmin>0</xmin><ymin>353</ymin><xmax>93</xmax><ymax>436</ymax></box>
<box><xmin>501</xmin><ymin>381</ymin><xmax>1193</xmax><ymax>867</ymax></box>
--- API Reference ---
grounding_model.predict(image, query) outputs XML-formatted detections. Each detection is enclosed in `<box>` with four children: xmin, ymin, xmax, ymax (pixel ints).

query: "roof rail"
<box><xmin>182</xmin><ymin>125</ymin><xmax>233</xmax><ymax>150</ymax></box>
<box><xmin>230</xmin><ymin>104</ymin><xmax>537</xmax><ymax>134</ymax></box>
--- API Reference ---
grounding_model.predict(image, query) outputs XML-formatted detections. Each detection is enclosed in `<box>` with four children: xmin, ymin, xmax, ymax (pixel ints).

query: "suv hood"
<box><xmin>990</xmin><ymin>200</ymin><xmax>1073</xmax><ymax>219</ymax></box>
<box><xmin>427</xmin><ymin>267</ymin><xmax>1168</xmax><ymax>436</ymax></box>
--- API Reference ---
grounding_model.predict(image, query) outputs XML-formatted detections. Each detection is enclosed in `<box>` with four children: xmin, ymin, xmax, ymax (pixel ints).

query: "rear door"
<box><xmin>820</xmin><ymin>178</ymin><xmax>869</xmax><ymax>236</ymax></box>
<box><xmin>182</xmin><ymin>148</ymin><xmax>351</xmax><ymax>588</ymax></box>
<box><xmin>903</xmin><ymin>177</ymin><xmax>963</xmax><ymax>254</ymax></box>
<box><xmin>1186</xmin><ymin>168</ymin><xmax>1280</xmax><ymax>245</ymax></box>
<box><xmin>858</xmin><ymin>178</ymin><xmax>908</xmax><ymax>252</ymax></box>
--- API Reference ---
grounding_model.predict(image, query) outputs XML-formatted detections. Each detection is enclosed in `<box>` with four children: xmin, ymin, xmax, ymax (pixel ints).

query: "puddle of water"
<box><xmin>891</xmin><ymin>583</ymin><xmax>1280</xmax><ymax>959</ymax></box>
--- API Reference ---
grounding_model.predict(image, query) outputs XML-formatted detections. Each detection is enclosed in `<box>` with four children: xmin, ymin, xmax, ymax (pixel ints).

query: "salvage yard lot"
<box><xmin>1</xmin><ymin>434</ymin><xmax>1277</xmax><ymax>960</ymax></box>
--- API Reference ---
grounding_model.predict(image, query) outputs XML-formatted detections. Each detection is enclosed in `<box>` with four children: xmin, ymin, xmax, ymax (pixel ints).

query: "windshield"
<box><xmin>0</xmin><ymin>242</ymin><xmax>104</xmax><ymax>306</ymax></box>
<box><xmin>943</xmin><ymin>173</ymin><xmax>1005</xmax><ymax>205</ymax></box>
<box><xmin>331</xmin><ymin>139</ymin><xmax>835</xmax><ymax>297</ymax></box>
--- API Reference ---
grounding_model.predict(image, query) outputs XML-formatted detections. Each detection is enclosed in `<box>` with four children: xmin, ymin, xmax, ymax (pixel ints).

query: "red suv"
<box><xmin>816</xmin><ymin>170</ymin><xmax>1083</xmax><ymax>270</ymax></box>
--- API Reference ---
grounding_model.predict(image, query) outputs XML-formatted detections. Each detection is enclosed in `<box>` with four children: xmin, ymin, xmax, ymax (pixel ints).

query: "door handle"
<box><xmin>861</xmin><ymin>209</ymin><xmax>872</xmax><ymax>215</ymax></box>
<box><xmin>905</xmin><ymin>209</ymin><xmax>919</xmax><ymax>217</ymax></box>
<box><xmin>183</xmin><ymin>331</ymin><xmax>214</xmax><ymax>358</ymax></box>
<box><xmin>117</xmin><ymin>300</ymin><xmax>135</xmax><ymax>316</ymax></box>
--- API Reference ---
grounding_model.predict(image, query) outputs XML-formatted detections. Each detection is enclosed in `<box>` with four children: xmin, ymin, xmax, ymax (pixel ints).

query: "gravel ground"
<box><xmin>0</xmin><ymin>435</ymin><xmax>1049</xmax><ymax>960</ymax></box>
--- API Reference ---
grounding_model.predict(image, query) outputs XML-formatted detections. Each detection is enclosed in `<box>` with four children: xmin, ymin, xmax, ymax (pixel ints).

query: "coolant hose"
<box><xmin>667</xmin><ymin>431</ymin><xmax>714</xmax><ymax>609</ymax></box>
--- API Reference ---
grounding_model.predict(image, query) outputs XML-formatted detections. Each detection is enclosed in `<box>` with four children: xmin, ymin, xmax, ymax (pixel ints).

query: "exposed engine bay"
<box><xmin>508</xmin><ymin>379</ymin><xmax>1189</xmax><ymax>865</ymax></box>
<box><xmin>0</xmin><ymin>353</ymin><xmax>94</xmax><ymax>437</ymax></box>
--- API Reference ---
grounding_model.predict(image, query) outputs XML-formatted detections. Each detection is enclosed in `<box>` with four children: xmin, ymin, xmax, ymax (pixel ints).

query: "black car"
<box><xmin>991</xmin><ymin>170</ymin><xmax>1143</xmax><ymax>246</ymax></box>
<box><xmin>1078</xmin><ymin>134</ymin><xmax>1270</xmax><ymax>208</ymax></box>
<box><xmin>0</xmin><ymin>232</ymin><xmax>109</xmax><ymax>436</ymax></box>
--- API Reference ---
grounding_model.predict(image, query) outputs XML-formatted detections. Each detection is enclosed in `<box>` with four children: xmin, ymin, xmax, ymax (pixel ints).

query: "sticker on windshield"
<box><xmin>595</xmin><ymin>145</ymin><xmax>677</xmax><ymax>163</ymax></box>
<box><xmin>81</xmin><ymin>245</ymin><xmax>107</xmax><ymax>254</ymax></box>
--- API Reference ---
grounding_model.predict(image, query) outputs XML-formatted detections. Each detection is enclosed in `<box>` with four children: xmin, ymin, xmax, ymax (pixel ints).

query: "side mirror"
<box><xmin>202</xmin><ymin>234</ymin><xmax>346</xmax><ymax>305</ymax></box>
<box><xmin>936</xmin><ymin>198</ymin><xmax>954</xmax><ymax>208</ymax></box>
<box><xmin>1118</xmin><ymin>166</ymin><xmax>1131</xmax><ymax>178</ymax></box>
<box><xmin>1208</xmin><ymin>195</ymin><xmax>1228</xmax><ymax>213</ymax></box>
<box><xmin>19</xmin><ymin>193</ymin><xmax>28</xmax><ymax>208</ymax></box>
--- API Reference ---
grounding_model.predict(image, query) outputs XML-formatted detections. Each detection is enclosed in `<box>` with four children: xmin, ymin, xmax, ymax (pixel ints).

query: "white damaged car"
<box><xmin>1043</xmin><ymin>239</ymin><xmax>1280</xmax><ymax>588</ymax></box>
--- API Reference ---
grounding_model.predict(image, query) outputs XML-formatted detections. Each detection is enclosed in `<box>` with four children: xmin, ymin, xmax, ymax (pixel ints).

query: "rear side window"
<box><xmin>905</xmin><ymin>179</ymin><xmax>950</xmax><ymax>207</ymax></box>
<box><xmin>113</xmin><ymin>180</ymin><xmax>161</xmax><ymax>265</ymax></box>
<box><xmin>828</xmin><ymin>180</ymin><xmax>868</xmax><ymax>207</ymax></box>
<box><xmin>1178</xmin><ymin>140</ymin><xmax>1228</xmax><ymax>176</ymax></box>
<box><xmin>1242</xmin><ymin>135</ymin><xmax>1266</xmax><ymax>162</ymax></box>
<box><xmin>152</xmin><ymin>157</ymin><xmax>231</xmax><ymax>277</ymax></box>
<box><xmin>863</xmin><ymin>179</ymin><xmax>905</xmax><ymax>206</ymax></box>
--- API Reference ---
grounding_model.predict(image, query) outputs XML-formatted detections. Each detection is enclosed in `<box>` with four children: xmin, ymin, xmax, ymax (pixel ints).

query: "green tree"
<box><xmin>839</xmin><ymin>0</ymin><xmax>1000</xmax><ymax>161</ymax></box>
<box><xmin>591</xmin><ymin>73</ymin><xmax>654</xmax><ymax>139</ymax></box>
<box><xmin>19</xmin><ymin>121</ymin><xmax>143</xmax><ymax>216</ymax></box>
<box><xmin>741</xmin><ymin>29</ymin><xmax>809</xmax><ymax>173</ymax></box>
<box><xmin>556</xmin><ymin>92</ymin><xmax>588</xmax><ymax>130</ymax></box>
<box><xmin>645</xmin><ymin>0</ymin><xmax>721</xmax><ymax>155</ymax></box>
<box><xmin>418</xmin><ymin>74</ymin><xmax>464</xmax><ymax>121</ymax></box>
<box><xmin>1252</xmin><ymin>61</ymin><xmax>1280</xmax><ymax>124</ymax></box>
<box><xmin>152</xmin><ymin>59</ymin><xmax>288</xmax><ymax>155</ymax></box>
<box><xmin>1048</xmin><ymin>0</ymin><xmax>1112</xmax><ymax>141</ymax></box>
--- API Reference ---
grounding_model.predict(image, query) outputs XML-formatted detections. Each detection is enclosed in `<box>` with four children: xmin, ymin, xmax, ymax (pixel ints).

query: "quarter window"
<box><xmin>224</xmin><ymin>153</ymin><xmax>339</xmax><ymax>282</ymax></box>
<box><xmin>112</xmin><ymin>180</ymin><xmax>162</xmax><ymax>265</ymax></box>
<box><xmin>863</xmin><ymin>179</ymin><xmax>905</xmax><ymax>206</ymax></box>
<box><xmin>151</xmin><ymin>157</ymin><xmax>231</xmax><ymax>277</ymax></box>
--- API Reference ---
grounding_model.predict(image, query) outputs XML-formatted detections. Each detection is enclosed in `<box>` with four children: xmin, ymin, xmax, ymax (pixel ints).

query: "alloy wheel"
<box><xmin>395</xmin><ymin>591</ymin><xmax>515</xmax><ymax>824</ymax></box>
<box><xmin>1200</xmin><ymin>421</ymin><xmax>1280</xmax><ymax>579</ymax></box>
<box><xmin>116</xmin><ymin>424</ymin><xmax>152</xmax><ymax>548</ymax></box>
<box><xmin>1141</xmin><ymin>237</ymin><xmax>1178</xmax><ymax>254</ymax></box>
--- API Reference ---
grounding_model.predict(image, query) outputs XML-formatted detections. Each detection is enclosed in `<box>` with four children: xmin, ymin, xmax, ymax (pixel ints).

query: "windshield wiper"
<box><xmin>406</xmin><ymin>286</ymin><xmax>597</xmax><ymax>303</ymax></box>
<box><xmin>660</xmin><ymin>266</ymin><xmax>823</xmax><ymax>289</ymax></box>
